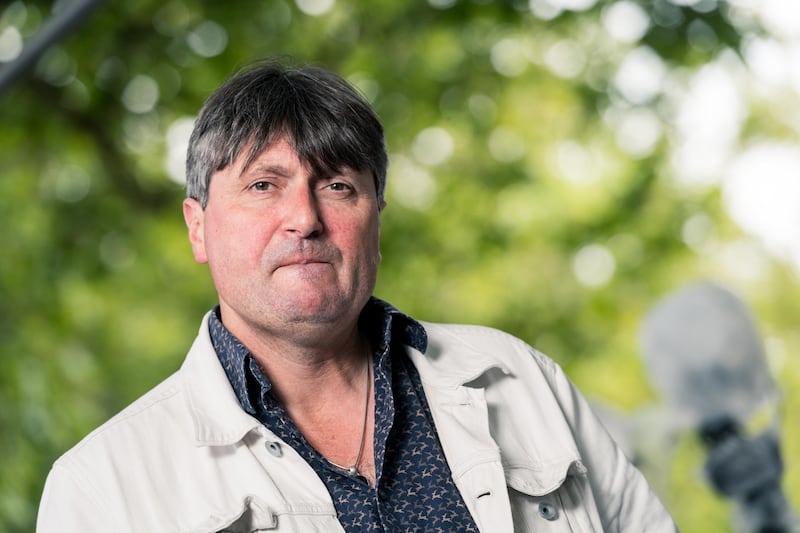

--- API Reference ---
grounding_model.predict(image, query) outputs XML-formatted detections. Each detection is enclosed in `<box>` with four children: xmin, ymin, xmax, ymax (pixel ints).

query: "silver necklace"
<box><xmin>326</xmin><ymin>358</ymin><xmax>371</xmax><ymax>476</ymax></box>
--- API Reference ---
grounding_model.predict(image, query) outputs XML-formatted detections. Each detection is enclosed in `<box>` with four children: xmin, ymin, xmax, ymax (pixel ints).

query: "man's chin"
<box><xmin>278</xmin><ymin>295</ymin><xmax>351</xmax><ymax>324</ymax></box>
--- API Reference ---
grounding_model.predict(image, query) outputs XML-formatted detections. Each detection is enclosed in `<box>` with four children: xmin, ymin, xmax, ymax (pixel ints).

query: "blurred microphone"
<box><xmin>639</xmin><ymin>282</ymin><xmax>797</xmax><ymax>532</ymax></box>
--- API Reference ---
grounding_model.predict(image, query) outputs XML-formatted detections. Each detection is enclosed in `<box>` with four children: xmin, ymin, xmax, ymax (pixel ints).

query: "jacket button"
<box><xmin>265</xmin><ymin>441</ymin><xmax>282</xmax><ymax>457</ymax></box>
<box><xmin>538</xmin><ymin>501</ymin><xmax>558</xmax><ymax>521</ymax></box>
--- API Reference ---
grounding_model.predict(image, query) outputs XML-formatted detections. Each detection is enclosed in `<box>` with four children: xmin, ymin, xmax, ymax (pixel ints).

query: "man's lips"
<box><xmin>275</xmin><ymin>257</ymin><xmax>331</xmax><ymax>270</ymax></box>
<box><xmin>270</xmin><ymin>243</ymin><xmax>341</xmax><ymax>272</ymax></box>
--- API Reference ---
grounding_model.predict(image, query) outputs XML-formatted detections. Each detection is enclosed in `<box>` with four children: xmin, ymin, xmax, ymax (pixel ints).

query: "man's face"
<box><xmin>183</xmin><ymin>137</ymin><xmax>384</xmax><ymax>342</ymax></box>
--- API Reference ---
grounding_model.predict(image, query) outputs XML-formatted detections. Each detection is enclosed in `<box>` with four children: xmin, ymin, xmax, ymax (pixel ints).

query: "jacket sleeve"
<box><xmin>37</xmin><ymin>463</ymin><xmax>115</xmax><ymax>533</ymax></box>
<box><xmin>543</xmin><ymin>354</ymin><xmax>679</xmax><ymax>532</ymax></box>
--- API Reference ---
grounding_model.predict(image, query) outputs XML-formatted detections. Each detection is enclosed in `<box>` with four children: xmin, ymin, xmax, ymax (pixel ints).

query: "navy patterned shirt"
<box><xmin>208</xmin><ymin>297</ymin><xmax>478</xmax><ymax>532</ymax></box>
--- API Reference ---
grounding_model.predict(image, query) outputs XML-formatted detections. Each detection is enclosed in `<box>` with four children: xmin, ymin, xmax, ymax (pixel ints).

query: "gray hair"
<box><xmin>185</xmin><ymin>59</ymin><xmax>388</xmax><ymax>208</ymax></box>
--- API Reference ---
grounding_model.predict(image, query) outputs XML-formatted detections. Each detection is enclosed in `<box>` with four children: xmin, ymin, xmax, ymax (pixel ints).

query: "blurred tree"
<box><xmin>1</xmin><ymin>0</ymin><xmax>798</xmax><ymax>531</ymax></box>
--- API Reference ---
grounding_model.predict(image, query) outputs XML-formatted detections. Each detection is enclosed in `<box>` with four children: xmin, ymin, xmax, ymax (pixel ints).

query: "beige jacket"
<box><xmin>37</xmin><ymin>314</ymin><xmax>678</xmax><ymax>532</ymax></box>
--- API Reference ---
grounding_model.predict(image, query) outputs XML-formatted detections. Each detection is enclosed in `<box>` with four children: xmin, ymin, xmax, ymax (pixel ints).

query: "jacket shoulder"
<box><xmin>422</xmin><ymin>321</ymin><xmax>528</xmax><ymax>349</ymax></box>
<box><xmin>419</xmin><ymin>321</ymin><xmax>559</xmax><ymax>379</ymax></box>
<box><xmin>56</xmin><ymin>370</ymin><xmax>186</xmax><ymax>465</ymax></box>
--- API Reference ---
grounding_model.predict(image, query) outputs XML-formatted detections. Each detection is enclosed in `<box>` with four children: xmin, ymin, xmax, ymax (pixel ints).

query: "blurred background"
<box><xmin>1</xmin><ymin>0</ymin><xmax>799</xmax><ymax>530</ymax></box>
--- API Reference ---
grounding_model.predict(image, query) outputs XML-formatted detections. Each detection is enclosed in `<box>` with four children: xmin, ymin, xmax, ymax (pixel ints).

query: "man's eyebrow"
<box><xmin>238</xmin><ymin>161</ymin><xmax>357</xmax><ymax>182</ymax></box>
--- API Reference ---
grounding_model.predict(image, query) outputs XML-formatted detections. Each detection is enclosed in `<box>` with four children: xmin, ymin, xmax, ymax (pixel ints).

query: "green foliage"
<box><xmin>2</xmin><ymin>0</ymin><xmax>799</xmax><ymax>531</ymax></box>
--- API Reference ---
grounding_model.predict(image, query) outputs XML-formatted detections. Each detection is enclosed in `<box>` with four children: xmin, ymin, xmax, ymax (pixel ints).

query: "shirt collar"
<box><xmin>208</xmin><ymin>307</ymin><xmax>262</xmax><ymax>414</ymax></box>
<box><xmin>208</xmin><ymin>297</ymin><xmax>427</xmax><ymax>414</ymax></box>
<box><xmin>359</xmin><ymin>296</ymin><xmax>428</xmax><ymax>360</ymax></box>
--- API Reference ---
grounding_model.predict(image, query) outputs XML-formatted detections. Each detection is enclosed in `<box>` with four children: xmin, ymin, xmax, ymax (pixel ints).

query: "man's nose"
<box><xmin>283</xmin><ymin>185</ymin><xmax>323</xmax><ymax>237</ymax></box>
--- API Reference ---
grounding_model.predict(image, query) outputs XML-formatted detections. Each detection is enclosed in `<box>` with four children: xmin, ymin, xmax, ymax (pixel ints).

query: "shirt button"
<box><xmin>538</xmin><ymin>501</ymin><xmax>558</xmax><ymax>521</ymax></box>
<box><xmin>265</xmin><ymin>441</ymin><xmax>283</xmax><ymax>457</ymax></box>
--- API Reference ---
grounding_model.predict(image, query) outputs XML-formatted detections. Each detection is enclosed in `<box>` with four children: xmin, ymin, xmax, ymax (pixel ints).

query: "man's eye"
<box><xmin>251</xmin><ymin>181</ymin><xmax>271</xmax><ymax>191</ymax></box>
<box><xmin>328</xmin><ymin>182</ymin><xmax>352</xmax><ymax>192</ymax></box>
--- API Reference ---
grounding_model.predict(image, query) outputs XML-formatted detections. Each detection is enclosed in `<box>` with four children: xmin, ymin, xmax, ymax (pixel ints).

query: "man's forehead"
<box><xmin>236</xmin><ymin>137</ymin><xmax>304</xmax><ymax>174</ymax></box>
<box><xmin>234</xmin><ymin>138</ymin><xmax>367</xmax><ymax>182</ymax></box>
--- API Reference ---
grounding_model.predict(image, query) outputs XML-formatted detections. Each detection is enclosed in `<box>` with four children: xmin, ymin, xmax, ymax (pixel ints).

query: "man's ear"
<box><xmin>183</xmin><ymin>198</ymin><xmax>208</xmax><ymax>264</ymax></box>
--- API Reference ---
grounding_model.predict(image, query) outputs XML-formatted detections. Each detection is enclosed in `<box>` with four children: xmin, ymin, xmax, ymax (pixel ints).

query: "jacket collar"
<box><xmin>409</xmin><ymin>321</ymin><xmax>586</xmax><ymax>496</ymax></box>
<box><xmin>181</xmin><ymin>312</ymin><xmax>262</xmax><ymax>446</ymax></box>
<box><xmin>411</xmin><ymin>321</ymin><xmax>512</xmax><ymax>388</ymax></box>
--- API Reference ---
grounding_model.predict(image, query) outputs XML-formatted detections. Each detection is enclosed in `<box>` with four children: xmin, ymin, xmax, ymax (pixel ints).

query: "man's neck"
<box><xmin>218</xmin><ymin>307</ymin><xmax>368</xmax><ymax>403</ymax></box>
<box><xmin>252</xmin><ymin>331</ymin><xmax>371</xmax><ymax>410</ymax></box>
<box><xmin>228</xmin><ymin>318</ymin><xmax>376</xmax><ymax>485</ymax></box>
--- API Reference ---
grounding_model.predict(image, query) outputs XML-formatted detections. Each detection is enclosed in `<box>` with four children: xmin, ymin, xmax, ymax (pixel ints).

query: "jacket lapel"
<box><xmin>406</xmin><ymin>344</ymin><xmax>515</xmax><ymax>533</ymax></box>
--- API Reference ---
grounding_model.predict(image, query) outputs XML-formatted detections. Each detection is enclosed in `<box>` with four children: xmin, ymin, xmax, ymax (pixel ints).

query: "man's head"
<box><xmin>185</xmin><ymin>59</ymin><xmax>388</xmax><ymax>209</ymax></box>
<box><xmin>182</xmin><ymin>60</ymin><xmax>388</xmax><ymax>347</ymax></box>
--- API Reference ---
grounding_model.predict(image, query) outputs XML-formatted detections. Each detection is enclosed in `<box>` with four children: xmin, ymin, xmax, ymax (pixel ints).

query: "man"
<box><xmin>38</xmin><ymin>60</ymin><xmax>678</xmax><ymax>532</ymax></box>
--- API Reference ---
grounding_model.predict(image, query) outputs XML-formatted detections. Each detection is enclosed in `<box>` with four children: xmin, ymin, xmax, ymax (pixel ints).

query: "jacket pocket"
<box><xmin>506</xmin><ymin>464</ymin><xmax>603</xmax><ymax>533</ymax></box>
<box><xmin>184</xmin><ymin>495</ymin><xmax>277</xmax><ymax>533</ymax></box>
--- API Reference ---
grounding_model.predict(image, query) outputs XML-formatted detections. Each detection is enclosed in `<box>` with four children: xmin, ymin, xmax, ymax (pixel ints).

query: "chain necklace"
<box><xmin>326</xmin><ymin>358</ymin><xmax>371</xmax><ymax>477</ymax></box>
